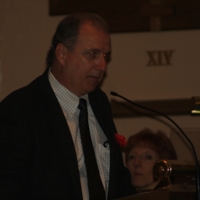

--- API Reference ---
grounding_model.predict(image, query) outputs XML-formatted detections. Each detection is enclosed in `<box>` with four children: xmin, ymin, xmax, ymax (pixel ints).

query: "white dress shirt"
<box><xmin>48</xmin><ymin>70</ymin><xmax>110</xmax><ymax>199</ymax></box>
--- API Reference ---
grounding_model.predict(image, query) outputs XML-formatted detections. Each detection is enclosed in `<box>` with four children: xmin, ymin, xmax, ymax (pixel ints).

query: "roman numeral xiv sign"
<box><xmin>146</xmin><ymin>50</ymin><xmax>175</xmax><ymax>66</ymax></box>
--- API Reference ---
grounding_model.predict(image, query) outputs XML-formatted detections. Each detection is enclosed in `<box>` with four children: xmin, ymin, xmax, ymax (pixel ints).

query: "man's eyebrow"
<box><xmin>84</xmin><ymin>49</ymin><xmax>100</xmax><ymax>52</ymax></box>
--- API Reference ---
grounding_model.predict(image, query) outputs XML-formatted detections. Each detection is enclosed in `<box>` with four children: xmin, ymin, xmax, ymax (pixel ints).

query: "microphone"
<box><xmin>110</xmin><ymin>91</ymin><xmax>200</xmax><ymax>200</ymax></box>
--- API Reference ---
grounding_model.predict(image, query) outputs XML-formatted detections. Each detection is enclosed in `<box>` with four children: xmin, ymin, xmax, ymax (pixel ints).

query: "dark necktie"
<box><xmin>78</xmin><ymin>98</ymin><xmax>106</xmax><ymax>200</ymax></box>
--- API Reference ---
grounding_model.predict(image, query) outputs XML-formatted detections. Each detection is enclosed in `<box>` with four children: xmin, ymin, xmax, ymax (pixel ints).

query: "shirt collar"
<box><xmin>48</xmin><ymin>70</ymin><xmax>88</xmax><ymax>114</ymax></box>
<box><xmin>48</xmin><ymin>69</ymin><xmax>88</xmax><ymax>115</ymax></box>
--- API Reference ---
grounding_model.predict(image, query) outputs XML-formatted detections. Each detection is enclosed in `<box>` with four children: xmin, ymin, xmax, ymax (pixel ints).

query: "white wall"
<box><xmin>103</xmin><ymin>30</ymin><xmax>200</xmax><ymax>100</ymax></box>
<box><xmin>101</xmin><ymin>30</ymin><xmax>200</xmax><ymax>137</ymax></box>
<box><xmin>0</xmin><ymin>0</ymin><xmax>200</xmax><ymax>160</ymax></box>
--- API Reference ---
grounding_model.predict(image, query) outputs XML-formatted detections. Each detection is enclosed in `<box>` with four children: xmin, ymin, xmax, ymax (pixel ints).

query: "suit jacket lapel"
<box><xmin>37</xmin><ymin>71</ymin><xmax>83</xmax><ymax>200</ymax></box>
<box><xmin>89</xmin><ymin>89</ymin><xmax>119</xmax><ymax>198</ymax></box>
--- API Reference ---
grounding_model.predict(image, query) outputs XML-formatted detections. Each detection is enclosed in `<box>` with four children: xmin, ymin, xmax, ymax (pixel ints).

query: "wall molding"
<box><xmin>110</xmin><ymin>97</ymin><xmax>199</xmax><ymax>118</ymax></box>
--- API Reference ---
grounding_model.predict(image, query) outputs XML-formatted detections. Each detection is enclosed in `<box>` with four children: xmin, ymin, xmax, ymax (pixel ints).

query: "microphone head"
<box><xmin>110</xmin><ymin>91</ymin><xmax>118</xmax><ymax>96</ymax></box>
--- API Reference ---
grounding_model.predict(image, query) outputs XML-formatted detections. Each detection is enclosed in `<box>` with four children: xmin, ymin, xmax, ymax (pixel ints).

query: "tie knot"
<box><xmin>78</xmin><ymin>98</ymin><xmax>87</xmax><ymax>111</ymax></box>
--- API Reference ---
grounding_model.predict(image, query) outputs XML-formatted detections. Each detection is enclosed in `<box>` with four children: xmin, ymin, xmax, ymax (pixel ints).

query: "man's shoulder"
<box><xmin>0</xmin><ymin>71</ymin><xmax>49</xmax><ymax>106</ymax></box>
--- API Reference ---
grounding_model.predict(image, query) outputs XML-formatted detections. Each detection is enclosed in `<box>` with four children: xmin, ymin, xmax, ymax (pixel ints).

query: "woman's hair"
<box><xmin>46</xmin><ymin>12</ymin><xmax>109</xmax><ymax>68</ymax></box>
<box><xmin>125</xmin><ymin>128</ymin><xmax>177</xmax><ymax>163</ymax></box>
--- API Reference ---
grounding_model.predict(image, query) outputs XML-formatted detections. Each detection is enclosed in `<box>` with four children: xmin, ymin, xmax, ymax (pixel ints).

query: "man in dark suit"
<box><xmin>0</xmin><ymin>12</ymin><xmax>136</xmax><ymax>199</ymax></box>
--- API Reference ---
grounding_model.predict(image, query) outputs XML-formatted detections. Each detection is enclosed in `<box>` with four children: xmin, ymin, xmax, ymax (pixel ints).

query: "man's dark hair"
<box><xmin>46</xmin><ymin>12</ymin><xmax>109</xmax><ymax>68</ymax></box>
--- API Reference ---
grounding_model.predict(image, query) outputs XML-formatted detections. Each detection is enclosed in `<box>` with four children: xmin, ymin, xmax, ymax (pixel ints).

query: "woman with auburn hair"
<box><xmin>124</xmin><ymin>128</ymin><xmax>177</xmax><ymax>191</ymax></box>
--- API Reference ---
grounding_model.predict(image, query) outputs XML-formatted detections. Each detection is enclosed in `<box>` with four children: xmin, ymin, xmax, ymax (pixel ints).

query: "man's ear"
<box><xmin>55</xmin><ymin>43</ymin><xmax>67</xmax><ymax>66</ymax></box>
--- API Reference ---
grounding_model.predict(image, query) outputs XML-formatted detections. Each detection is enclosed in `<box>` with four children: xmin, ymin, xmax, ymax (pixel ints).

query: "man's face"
<box><xmin>61</xmin><ymin>23</ymin><xmax>111</xmax><ymax>97</ymax></box>
<box><xmin>126</xmin><ymin>146</ymin><xmax>159</xmax><ymax>190</ymax></box>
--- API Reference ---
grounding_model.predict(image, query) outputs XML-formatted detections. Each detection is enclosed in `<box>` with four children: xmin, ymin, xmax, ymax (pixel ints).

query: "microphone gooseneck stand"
<box><xmin>110</xmin><ymin>91</ymin><xmax>200</xmax><ymax>200</ymax></box>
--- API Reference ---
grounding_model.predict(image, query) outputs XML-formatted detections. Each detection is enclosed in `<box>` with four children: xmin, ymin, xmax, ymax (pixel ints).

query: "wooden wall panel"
<box><xmin>49</xmin><ymin>0</ymin><xmax>200</xmax><ymax>32</ymax></box>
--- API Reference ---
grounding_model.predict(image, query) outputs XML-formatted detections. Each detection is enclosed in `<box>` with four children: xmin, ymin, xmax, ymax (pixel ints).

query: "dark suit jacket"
<box><xmin>0</xmin><ymin>69</ymin><xmax>136</xmax><ymax>199</ymax></box>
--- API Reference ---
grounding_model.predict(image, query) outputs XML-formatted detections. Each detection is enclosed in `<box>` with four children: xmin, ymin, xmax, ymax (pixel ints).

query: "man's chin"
<box><xmin>81</xmin><ymin>85</ymin><xmax>96</xmax><ymax>96</ymax></box>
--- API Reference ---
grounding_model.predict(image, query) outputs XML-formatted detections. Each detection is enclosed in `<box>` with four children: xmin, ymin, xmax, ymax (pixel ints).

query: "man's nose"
<box><xmin>95</xmin><ymin>55</ymin><xmax>107</xmax><ymax>71</ymax></box>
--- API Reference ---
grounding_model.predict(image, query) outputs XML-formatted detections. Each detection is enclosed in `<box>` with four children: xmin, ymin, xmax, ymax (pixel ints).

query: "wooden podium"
<box><xmin>116</xmin><ymin>185</ymin><xmax>196</xmax><ymax>200</ymax></box>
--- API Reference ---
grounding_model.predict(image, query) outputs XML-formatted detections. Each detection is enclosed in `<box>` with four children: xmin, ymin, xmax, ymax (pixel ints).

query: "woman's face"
<box><xmin>126</xmin><ymin>145</ymin><xmax>159</xmax><ymax>190</ymax></box>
